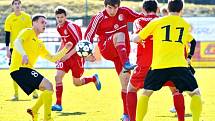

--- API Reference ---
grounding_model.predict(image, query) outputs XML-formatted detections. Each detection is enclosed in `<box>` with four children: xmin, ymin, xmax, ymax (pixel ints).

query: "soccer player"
<box><xmin>132</xmin><ymin>0</ymin><xmax>202</xmax><ymax>121</ymax></box>
<box><xmin>51</xmin><ymin>6</ymin><xmax>101</xmax><ymax>111</ymax></box>
<box><xmin>84</xmin><ymin>0</ymin><xmax>141</xmax><ymax>120</ymax></box>
<box><xmin>127</xmin><ymin>1</ymin><xmax>185</xmax><ymax>121</ymax></box>
<box><xmin>9</xmin><ymin>14</ymin><xmax>72</xmax><ymax>121</ymax></box>
<box><xmin>4</xmin><ymin>0</ymin><xmax>38</xmax><ymax>101</ymax></box>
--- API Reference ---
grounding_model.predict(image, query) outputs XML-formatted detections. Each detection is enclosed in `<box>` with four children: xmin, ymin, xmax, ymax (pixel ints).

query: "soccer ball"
<box><xmin>76</xmin><ymin>40</ymin><xmax>94</xmax><ymax>57</ymax></box>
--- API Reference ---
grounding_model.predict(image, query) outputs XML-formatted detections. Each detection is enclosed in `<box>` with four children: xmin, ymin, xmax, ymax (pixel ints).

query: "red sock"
<box><xmin>121</xmin><ymin>91</ymin><xmax>128</xmax><ymax>115</ymax></box>
<box><xmin>116</xmin><ymin>44</ymin><xmax>128</xmax><ymax>65</ymax></box>
<box><xmin>127</xmin><ymin>92</ymin><xmax>137</xmax><ymax>121</ymax></box>
<box><xmin>82</xmin><ymin>76</ymin><xmax>96</xmax><ymax>84</ymax></box>
<box><xmin>173</xmin><ymin>92</ymin><xmax>185</xmax><ymax>121</ymax></box>
<box><xmin>56</xmin><ymin>85</ymin><xmax>63</xmax><ymax>105</ymax></box>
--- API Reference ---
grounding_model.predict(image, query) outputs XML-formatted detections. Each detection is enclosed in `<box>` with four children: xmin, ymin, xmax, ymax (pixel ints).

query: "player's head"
<box><xmin>142</xmin><ymin>0</ymin><xmax>158</xmax><ymax>14</ymax></box>
<box><xmin>32</xmin><ymin>14</ymin><xmax>47</xmax><ymax>33</ymax></box>
<box><xmin>104</xmin><ymin>0</ymin><xmax>120</xmax><ymax>17</ymax></box>
<box><xmin>12</xmin><ymin>0</ymin><xmax>21</xmax><ymax>12</ymax></box>
<box><xmin>54</xmin><ymin>6</ymin><xmax>67</xmax><ymax>25</ymax></box>
<box><xmin>168</xmin><ymin>0</ymin><xmax>183</xmax><ymax>13</ymax></box>
<box><xmin>161</xmin><ymin>6</ymin><xmax>168</xmax><ymax>16</ymax></box>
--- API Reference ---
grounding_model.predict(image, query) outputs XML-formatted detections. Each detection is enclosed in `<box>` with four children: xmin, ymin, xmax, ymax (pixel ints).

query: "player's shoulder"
<box><xmin>93</xmin><ymin>11</ymin><xmax>104</xmax><ymax>18</ymax></box>
<box><xmin>19</xmin><ymin>28</ymin><xmax>33</xmax><ymax>35</ymax></box>
<box><xmin>21</xmin><ymin>11</ymin><xmax>31</xmax><ymax>18</ymax></box>
<box><xmin>5</xmin><ymin>12</ymin><xmax>15</xmax><ymax>21</ymax></box>
<box><xmin>120</xmin><ymin>6</ymin><xmax>132</xmax><ymax>11</ymax></box>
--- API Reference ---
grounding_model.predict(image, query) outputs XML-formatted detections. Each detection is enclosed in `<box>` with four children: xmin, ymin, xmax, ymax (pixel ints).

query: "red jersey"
<box><xmin>57</xmin><ymin>20</ymin><xmax>82</xmax><ymax>57</ymax></box>
<box><xmin>84</xmin><ymin>7</ymin><xmax>141</xmax><ymax>52</ymax></box>
<box><xmin>133</xmin><ymin>14</ymin><xmax>158</xmax><ymax>67</ymax></box>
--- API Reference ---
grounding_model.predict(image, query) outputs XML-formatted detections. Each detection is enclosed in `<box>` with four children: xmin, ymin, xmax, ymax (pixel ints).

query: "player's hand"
<box><xmin>22</xmin><ymin>55</ymin><xmax>29</xmax><ymax>65</ymax></box>
<box><xmin>85</xmin><ymin>54</ymin><xmax>96</xmax><ymax>62</ymax></box>
<box><xmin>187</xmin><ymin>58</ymin><xmax>191</xmax><ymax>65</ymax></box>
<box><xmin>6</xmin><ymin>48</ymin><xmax>11</xmax><ymax>58</ymax></box>
<box><xmin>65</xmin><ymin>42</ymin><xmax>73</xmax><ymax>50</ymax></box>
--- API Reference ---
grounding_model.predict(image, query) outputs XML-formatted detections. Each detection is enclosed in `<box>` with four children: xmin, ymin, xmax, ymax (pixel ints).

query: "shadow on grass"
<box><xmin>156</xmin><ymin>113</ymin><xmax>192</xmax><ymax>118</ymax></box>
<box><xmin>5</xmin><ymin>99</ymin><xmax>31</xmax><ymax>101</ymax></box>
<box><xmin>57</xmin><ymin>112</ymin><xmax>87</xmax><ymax>116</ymax></box>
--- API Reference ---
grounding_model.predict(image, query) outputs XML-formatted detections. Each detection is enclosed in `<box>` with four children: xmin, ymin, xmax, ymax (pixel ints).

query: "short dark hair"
<box><xmin>12</xmin><ymin>0</ymin><xmax>21</xmax><ymax>5</ymax></box>
<box><xmin>32</xmin><ymin>14</ymin><xmax>47</xmax><ymax>22</ymax></box>
<box><xmin>104</xmin><ymin>0</ymin><xmax>120</xmax><ymax>7</ymax></box>
<box><xmin>168</xmin><ymin>0</ymin><xmax>183</xmax><ymax>12</ymax></box>
<box><xmin>54</xmin><ymin>6</ymin><xmax>67</xmax><ymax>16</ymax></box>
<box><xmin>142</xmin><ymin>0</ymin><xmax>158</xmax><ymax>13</ymax></box>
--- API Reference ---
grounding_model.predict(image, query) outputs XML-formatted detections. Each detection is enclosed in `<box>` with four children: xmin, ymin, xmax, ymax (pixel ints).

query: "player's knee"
<box><xmin>142</xmin><ymin>89</ymin><xmax>153</xmax><ymax>97</ymax></box>
<box><xmin>55</xmin><ymin>74</ymin><xmax>63</xmax><ymax>82</ymax></box>
<box><xmin>188</xmin><ymin>88</ymin><xmax>201</xmax><ymax>96</ymax></box>
<box><xmin>73</xmin><ymin>80</ymin><xmax>82</xmax><ymax>86</ymax></box>
<box><xmin>45</xmin><ymin>81</ymin><xmax>54</xmax><ymax>91</ymax></box>
<box><xmin>113</xmin><ymin>32</ymin><xmax>125</xmax><ymax>43</ymax></box>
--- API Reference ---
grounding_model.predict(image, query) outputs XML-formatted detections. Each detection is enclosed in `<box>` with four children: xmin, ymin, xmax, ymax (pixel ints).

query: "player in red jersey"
<box><xmin>126</xmin><ymin>1</ymin><xmax>185</xmax><ymax>121</ymax></box>
<box><xmin>51</xmin><ymin>6</ymin><xmax>101</xmax><ymax>111</ymax></box>
<box><xmin>84</xmin><ymin>0</ymin><xmax>141</xmax><ymax>120</ymax></box>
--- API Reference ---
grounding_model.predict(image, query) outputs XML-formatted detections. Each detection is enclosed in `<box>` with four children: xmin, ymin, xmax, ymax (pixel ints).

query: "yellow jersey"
<box><xmin>138</xmin><ymin>15</ymin><xmax>193</xmax><ymax>70</ymax></box>
<box><xmin>4</xmin><ymin>11</ymin><xmax>32</xmax><ymax>49</ymax></box>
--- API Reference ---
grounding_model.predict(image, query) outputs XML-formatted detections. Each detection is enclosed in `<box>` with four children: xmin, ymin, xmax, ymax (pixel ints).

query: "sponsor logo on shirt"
<box><xmin>64</xmin><ymin>30</ymin><xmax>68</xmax><ymax>35</ymax></box>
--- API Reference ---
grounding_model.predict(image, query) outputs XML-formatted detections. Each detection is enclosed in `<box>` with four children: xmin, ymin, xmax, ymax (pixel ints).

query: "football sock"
<box><xmin>82</xmin><ymin>76</ymin><xmax>96</xmax><ymax>84</ymax></box>
<box><xmin>136</xmin><ymin>95</ymin><xmax>149</xmax><ymax>121</ymax></box>
<box><xmin>173</xmin><ymin>92</ymin><xmax>185</xmax><ymax>121</ymax></box>
<box><xmin>116</xmin><ymin>44</ymin><xmax>128</xmax><ymax>65</ymax></box>
<box><xmin>190</xmin><ymin>95</ymin><xmax>202</xmax><ymax>121</ymax></box>
<box><xmin>43</xmin><ymin>90</ymin><xmax>53</xmax><ymax>120</ymax></box>
<box><xmin>127</xmin><ymin>92</ymin><xmax>137</xmax><ymax>121</ymax></box>
<box><xmin>32</xmin><ymin>91</ymin><xmax>44</xmax><ymax>112</ymax></box>
<box><xmin>13</xmin><ymin>81</ymin><xmax>18</xmax><ymax>97</ymax></box>
<box><xmin>56</xmin><ymin>85</ymin><xmax>63</xmax><ymax>105</ymax></box>
<box><xmin>121</xmin><ymin>91</ymin><xmax>128</xmax><ymax>115</ymax></box>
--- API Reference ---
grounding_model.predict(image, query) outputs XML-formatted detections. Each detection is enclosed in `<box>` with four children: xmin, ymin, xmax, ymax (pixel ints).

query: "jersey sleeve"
<box><xmin>122</xmin><ymin>7</ymin><xmax>141</xmax><ymax>22</ymax></box>
<box><xmin>138</xmin><ymin>20</ymin><xmax>157</xmax><ymax>41</ymax></box>
<box><xmin>84</xmin><ymin>13</ymin><xmax>103</xmax><ymax>43</ymax></box>
<box><xmin>16</xmin><ymin>29</ymin><xmax>30</xmax><ymax>43</ymax></box>
<box><xmin>4</xmin><ymin>16</ymin><xmax>11</xmax><ymax>32</ymax></box>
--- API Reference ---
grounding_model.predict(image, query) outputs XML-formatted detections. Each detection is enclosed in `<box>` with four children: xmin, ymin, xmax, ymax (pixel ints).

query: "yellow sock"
<box><xmin>32</xmin><ymin>92</ymin><xmax>44</xmax><ymax>113</ymax></box>
<box><xmin>13</xmin><ymin>81</ymin><xmax>18</xmax><ymax>96</ymax></box>
<box><xmin>136</xmin><ymin>95</ymin><xmax>149</xmax><ymax>121</ymax></box>
<box><xmin>190</xmin><ymin>95</ymin><xmax>202</xmax><ymax>121</ymax></box>
<box><xmin>42</xmin><ymin>90</ymin><xmax>53</xmax><ymax>120</ymax></box>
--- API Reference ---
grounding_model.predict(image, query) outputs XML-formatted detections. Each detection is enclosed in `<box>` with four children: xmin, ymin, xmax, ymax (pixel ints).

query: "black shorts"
<box><xmin>144</xmin><ymin>67</ymin><xmax>198</xmax><ymax>93</ymax></box>
<box><xmin>10</xmin><ymin>67</ymin><xmax>44</xmax><ymax>95</ymax></box>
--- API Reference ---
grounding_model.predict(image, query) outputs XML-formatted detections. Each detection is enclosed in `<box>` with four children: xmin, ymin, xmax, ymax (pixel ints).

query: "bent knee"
<box><xmin>73</xmin><ymin>79</ymin><xmax>82</xmax><ymax>86</ymax></box>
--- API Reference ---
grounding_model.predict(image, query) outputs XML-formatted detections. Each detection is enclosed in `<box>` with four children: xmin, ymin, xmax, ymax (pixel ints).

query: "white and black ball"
<box><xmin>76</xmin><ymin>40</ymin><xmax>94</xmax><ymax>57</ymax></box>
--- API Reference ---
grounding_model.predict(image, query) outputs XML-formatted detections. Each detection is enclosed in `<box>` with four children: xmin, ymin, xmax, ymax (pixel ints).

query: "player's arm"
<box><xmin>131</xmin><ymin>20</ymin><xmax>156</xmax><ymax>43</ymax></box>
<box><xmin>5</xmin><ymin>31</ymin><xmax>11</xmax><ymax>58</ymax></box>
<box><xmin>4</xmin><ymin>16</ymin><xmax>11</xmax><ymax>58</ymax></box>
<box><xmin>14</xmin><ymin>38</ymin><xmax>28</xmax><ymax>65</ymax></box>
<box><xmin>41</xmin><ymin>42</ymin><xmax>72</xmax><ymax>63</ymax></box>
<box><xmin>187</xmin><ymin>38</ymin><xmax>196</xmax><ymax>60</ymax></box>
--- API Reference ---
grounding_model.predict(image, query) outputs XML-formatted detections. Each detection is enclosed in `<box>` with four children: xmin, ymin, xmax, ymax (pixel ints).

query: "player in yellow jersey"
<box><xmin>10</xmin><ymin>14</ymin><xmax>72</xmax><ymax>121</ymax></box>
<box><xmin>132</xmin><ymin>0</ymin><xmax>202</xmax><ymax>121</ymax></box>
<box><xmin>4</xmin><ymin>0</ymin><xmax>38</xmax><ymax>101</ymax></box>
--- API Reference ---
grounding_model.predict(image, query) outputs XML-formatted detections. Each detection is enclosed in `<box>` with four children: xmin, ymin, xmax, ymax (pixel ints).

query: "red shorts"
<box><xmin>56</xmin><ymin>55</ymin><xmax>84</xmax><ymax>78</ymax></box>
<box><xmin>98</xmin><ymin>36</ymin><xmax>130</xmax><ymax>74</ymax></box>
<box><xmin>130</xmin><ymin>66</ymin><xmax>175</xmax><ymax>89</ymax></box>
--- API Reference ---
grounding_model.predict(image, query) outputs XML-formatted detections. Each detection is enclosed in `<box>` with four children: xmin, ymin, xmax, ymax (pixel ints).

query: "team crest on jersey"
<box><xmin>114</xmin><ymin>24</ymin><xmax>119</xmax><ymax>29</ymax></box>
<box><xmin>64</xmin><ymin>30</ymin><xmax>68</xmax><ymax>35</ymax></box>
<box><xmin>118</xmin><ymin>14</ymin><xmax>124</xmax><ymax>21</ymax></box>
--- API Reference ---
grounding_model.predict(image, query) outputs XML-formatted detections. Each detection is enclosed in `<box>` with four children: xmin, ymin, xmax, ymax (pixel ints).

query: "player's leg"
<box><xmin>169</xmin><ymin>86</ymin><xmax>185</xmax><ymax>121</ymax></box>
<box><xmin>171</xmin><ymin>67</ymin><xmax>202</xmax><ymax>121</ymax></box>
<box><xmin>127</xmin><ymin>83</ymin><xmax>138</xmax><ymax>121</ymax></box>
<box><xmin>136</xmin><ymin>89</ymin><xmax>153</xmax><ymax>121</ymax></box>
<box><xmin>127</xmin><ymin>66</ymin><xmax>148</xmax><ymax>121</ymax></box>
<box><xmin>113</xmin><ymin>32</ymin><xmax>136</xmax><ymax>70</ymax></box>
<box><xmin>9</xmin><ymin>49</ymin><xmax>19</xmax><ymax>101</ymax></box>
<box><xmin>38</xmin><ymin>78</ymin><xmax>54</xmax><ymax>121</ymax></box>
<box><xmin>188</xmin><ymin>89</ymin><xmax>202</xmax><ymax>121</ymax></box>
<box><xmin>113</xmin><ymin>58</ymin><xmax>130</xmax><ymax>121</ymax></box>
<box><xmin>52</xmin><ymin>69</ymin><xmax>66</xmax><ymax>111</ymax></box>
<box><xmin>72</xmin><ymin>57</ymin><xmax>101</xmax><ymax>91</ymax></box>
